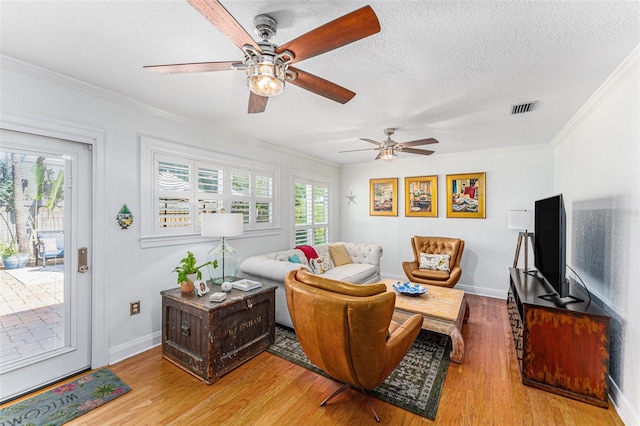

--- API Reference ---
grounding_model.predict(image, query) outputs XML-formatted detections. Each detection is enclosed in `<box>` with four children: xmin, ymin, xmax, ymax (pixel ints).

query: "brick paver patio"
<box><xmin>0</xmin><ymin>266</ymin><xmax>64</xmax><ymax>365</ymax></box>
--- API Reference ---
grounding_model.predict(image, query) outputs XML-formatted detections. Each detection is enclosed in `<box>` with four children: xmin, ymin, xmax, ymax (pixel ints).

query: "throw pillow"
<box><xmin>40</xmin><ymin>238</ymin><xmax>59</xmax><ymax>254</ymax></box>
<box><xmin>295</xmin><ymin>245</ymin><xmax>319</xmax><ymax>260</ymax></box>
<box><xmin>419</xmin><ymin>253</ymin><xmax>451</xmax><ymax>272</ymax></box>
<box><xmin>310</xmin><ymin>254</ymin><xmax>334</xmax><ymax>274</ymax></box>
<box><xmin>329</xmin><ymin>244</ymin><xmax>352</xmax><ymax>266</ymax></box>
<box><xmin>289</xmin><ymin>254</ymin><xmax>302</xmax><ymax>264</ymax></box>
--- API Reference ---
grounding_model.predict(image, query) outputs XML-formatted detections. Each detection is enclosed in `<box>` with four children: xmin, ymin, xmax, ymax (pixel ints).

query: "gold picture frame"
<box><xmin>446</xmin><ymin>172</ymin><xmax>486</xmax><ymax>218</ymax></box>
<box><xmin>405</xmin><ymin>175</ymin><xmax>438</xmax><ymax>217</ymax></box>
<box><xmin>370</xmin><ymin>178</ymin><xmax>398</xmax><ymax>216</ymax></box>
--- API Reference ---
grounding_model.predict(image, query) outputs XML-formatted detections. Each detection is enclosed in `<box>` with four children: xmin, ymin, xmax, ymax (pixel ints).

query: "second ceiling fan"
<box><xmin>340</xmin><ymin>128</ymin><xmax>439</xmax><ymax>160</ymax></box>
<box><xmin>144</xmin><ymin>0</ymin><xmax>380</xmax><ymax>114</ymax></box>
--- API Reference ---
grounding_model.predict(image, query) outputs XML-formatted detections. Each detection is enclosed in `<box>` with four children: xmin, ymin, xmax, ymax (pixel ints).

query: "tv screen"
<box><xmin>534</xmin><ymin>194</ymin><xmax>569</xmax><ymax>298</ymax></box>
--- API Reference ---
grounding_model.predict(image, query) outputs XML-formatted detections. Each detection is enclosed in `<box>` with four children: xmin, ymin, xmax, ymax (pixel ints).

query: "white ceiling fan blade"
<box><xmin>360</xmin><ymin>138</ymin><xmax>382</xmax><ymax>146</ymax></box>
<box><xmin>402</xmin><ymin>147</ymin><xmax>435</xmax><ymax>156</ymax></box>
<box><xmin>400</xmin><ymin>138</ymin><xmax>439</xmax><ymax>147</ymax></box>
<box><xmin>339</xmin><ymin>148</ymin><xmax>380</xmax><ymax>153</ymax></box>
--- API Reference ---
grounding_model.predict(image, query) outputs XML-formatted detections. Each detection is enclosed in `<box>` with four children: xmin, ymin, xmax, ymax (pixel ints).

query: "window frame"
<box><xmin>140</xmin><ymin>135</ymin><xmax>279</xmax><ymax>248</ymax></box>
<box><xmin>293</xmin><ymin>175</ymin><xmax>330</xmax><ymax>247</ymax></box>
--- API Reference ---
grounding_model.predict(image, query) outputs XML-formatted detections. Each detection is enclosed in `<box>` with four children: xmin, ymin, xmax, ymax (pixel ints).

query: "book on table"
<box><xmin>209</xmin><ymin>292</ymin><xmax>227</xmax><ymax>303</ymax></box>
<box><xmin>232</xmin><ymin>279</ymin><xmax>262</xmax><ymax>291</ymax></box>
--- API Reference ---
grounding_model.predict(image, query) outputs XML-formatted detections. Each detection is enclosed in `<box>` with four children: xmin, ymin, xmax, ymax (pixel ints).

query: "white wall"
<box><xmin>0</xmin><ymin>57</ymin><xmax>341</xmax><ymax>363</ymax></box>
<box><xmin>340</xmin><ymin>145</ymin><xmax>554</xmax><ymax>298</ymax></box>
<box><xmin>553</xmin><ymin>47</ymin><xmax>639</xmax><ymax>425</ymax></box>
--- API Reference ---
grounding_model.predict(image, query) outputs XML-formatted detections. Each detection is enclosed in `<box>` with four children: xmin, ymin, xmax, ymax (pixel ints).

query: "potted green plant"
<box><xmin>173</xmin><ymin>251</ymin><xmax>216</xmax><ymax>294</ymax></box>
<box><xmin>1</xmin><ymin>240</ymin><xmax>20</xmax><ymax>269</ymax></box>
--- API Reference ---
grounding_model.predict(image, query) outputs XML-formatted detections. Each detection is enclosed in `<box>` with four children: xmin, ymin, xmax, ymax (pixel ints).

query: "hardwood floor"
<box><xmin>2</xmin><ymin>295</ymin><xmax>624</xmax><ymax>425</ymax></box>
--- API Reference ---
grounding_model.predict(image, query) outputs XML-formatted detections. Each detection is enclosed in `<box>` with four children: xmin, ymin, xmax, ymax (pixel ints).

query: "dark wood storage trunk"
<box><xmin>508</xmin><ymin>268</ymin><xmax>610</xmax><ymax>407</ymax></box>
<box><xmin>161</xmin><ymin>284</ymin><xmax>276</xmax><ymax>384</ymax></box>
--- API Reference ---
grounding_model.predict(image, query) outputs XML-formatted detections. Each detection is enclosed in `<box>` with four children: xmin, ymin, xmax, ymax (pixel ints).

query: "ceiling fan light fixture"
<box><xmin>380</xmin><ymin>147</ymin><xmax>397</xmax><ymax>160</ymax></box>
<box><xmin>243</xmin><ymin>44</ymin><xmax>294</xmax><ymax>98</ymax></box>
<box><xmin>246</xmin><ymin>55</ymin><xmax>285</xmax><ymax>97</ymax></box>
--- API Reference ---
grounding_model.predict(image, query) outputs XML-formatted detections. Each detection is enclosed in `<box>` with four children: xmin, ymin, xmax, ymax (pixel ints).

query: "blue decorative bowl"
<box><xmin>392</xmin><ymin>281</ymin><xmax>427</xmax><ymax>297</ymax></box>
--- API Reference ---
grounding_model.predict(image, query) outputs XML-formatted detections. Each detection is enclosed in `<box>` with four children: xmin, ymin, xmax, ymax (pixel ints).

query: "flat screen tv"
<box><xmin>534</xmin><ymin>194</ymin><xmax>569</xmax><ymax>298</ymax></box>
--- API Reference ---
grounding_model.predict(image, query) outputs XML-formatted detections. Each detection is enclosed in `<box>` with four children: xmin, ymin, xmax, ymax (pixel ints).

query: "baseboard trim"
<box><xmin>609</xmin><ymin>378</ymin><xmax>639</xmax><ymax>426</ymax></box>
<box><xmin>109</xmin><ymin>331</ymin><xmax>161</xmax><ymax>365</ymax></box>
<box><xmin>381</xmin><ymin>274</ymin><xmax>507</xmax><ymax>300</ymax></box>
<box><xmin>456</xmin><ymin>284</ymin><xmax>506</xmax><ymax>300</ymax></box>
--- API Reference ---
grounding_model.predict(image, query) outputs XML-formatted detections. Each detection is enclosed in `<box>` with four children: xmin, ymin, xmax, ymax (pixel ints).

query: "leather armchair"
<box><xmin>284</xmin><ymin>268</ymin><xmax>423</xmax><ymax>422</ymax></box>
<box><xmin>402</xmin><ymin>236</ymin><xmax>464</xmax><ymax>288</ymax></box>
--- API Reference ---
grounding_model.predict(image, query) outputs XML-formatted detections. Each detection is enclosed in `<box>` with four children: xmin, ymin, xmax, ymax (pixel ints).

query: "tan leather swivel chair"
<box><xmin>402</xmin><ymin>236</ymin><xmax>464</xmax><ymax>288</ymax></box>
<box><xmin>284</xmin><ymin>268</ymin><xmax>423</xmax><ymax>422</ymax></box>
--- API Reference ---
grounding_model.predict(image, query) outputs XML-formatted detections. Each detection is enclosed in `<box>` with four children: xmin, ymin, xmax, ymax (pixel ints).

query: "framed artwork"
<box><xmin>369</xmin><ymin>178</ymin><xmax>398</xmax><ymax>216</ymax></box>
<box><xmin>195</xmin><ymin>279</ymin><xmax>210</xmax><ymax>297</ymax></box>
<box><xmin>446</xmin><ymin>172</ymin><xmax>486</xmax><ymax>218</ymax></box>
<box><xmin>405</xmin><ymin>175</ymin><xmax>438</xmax><ymax>217</ymax></box>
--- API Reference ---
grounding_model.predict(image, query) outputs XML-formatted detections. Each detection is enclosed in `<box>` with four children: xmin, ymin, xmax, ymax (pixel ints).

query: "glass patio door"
<box><xmin>0</xmin><ymin>129</ymin><xmax>92</xmax><ymax>402</ymax></box>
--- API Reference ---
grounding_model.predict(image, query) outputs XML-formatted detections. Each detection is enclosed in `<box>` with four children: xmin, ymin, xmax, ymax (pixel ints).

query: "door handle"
<box><xmin>78</xmin><ymin>247</ymin><xmax>88</xmax><ymax>273</ymax></box>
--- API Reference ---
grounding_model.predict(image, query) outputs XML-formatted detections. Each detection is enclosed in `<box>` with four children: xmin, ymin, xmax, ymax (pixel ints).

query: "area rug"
<box><xmin>0</xmin><ymin>368</ymin><xmax>130</xmax><ymax>426</ymax></box>
<box><xmin>267</xmin><ymin>325</ymin><xmax>451</xmax><ymax>420</ymax></box>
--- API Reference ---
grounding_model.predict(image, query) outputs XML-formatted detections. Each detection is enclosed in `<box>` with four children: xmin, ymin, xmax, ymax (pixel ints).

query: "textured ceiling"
<box><xmin>1</xmin><ymin>1</ymin><xmax>639</xmax><ymax>164</ymax></box>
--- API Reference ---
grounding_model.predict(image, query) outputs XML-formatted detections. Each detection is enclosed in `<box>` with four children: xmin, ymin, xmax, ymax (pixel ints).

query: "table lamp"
<box><xmin>201</xmin><ymin>211</ymin><xmax>244</xmax><ymax>284</ymax></box>
<box><xmin>507</xmin><ymin>210</ymin><xmax>534</xmax><ymax>272</ymax></box>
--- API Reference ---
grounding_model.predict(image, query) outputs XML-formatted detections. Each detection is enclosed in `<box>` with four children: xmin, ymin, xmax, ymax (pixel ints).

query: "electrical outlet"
<box><xmin>130</xmin><ymin>301</ymin><xmax>140</xmax><ymax>315</ymax></box>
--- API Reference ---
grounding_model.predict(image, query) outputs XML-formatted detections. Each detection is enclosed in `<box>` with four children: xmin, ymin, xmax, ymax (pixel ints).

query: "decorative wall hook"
<box><xmin>117</xmin><ymin>204</ymin><xmax>133</xmax><ymax>229</ymax></box>
<box><xmin>346</xmin><ymin>191</ymin><xmax>357</xmax><ymax>205</ymax></box>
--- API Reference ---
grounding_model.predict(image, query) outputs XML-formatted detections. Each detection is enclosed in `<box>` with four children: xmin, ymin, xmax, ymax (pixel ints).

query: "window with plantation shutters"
<box><xmin>157</xmin><ymin>159</ymin><xmax>191</xmax><ymax>229</ymax></box>
<box><xmin>230</xmin><ymin>169</ymin><xmax>250</xmax><ymax>223</ymax></box>
<box><xmin>294</xmin><ymin>178</ymin><xmax>329</xmax><ymax>246</ymax></box>
<box><xmin>255</xmin><ymin>174</ymin><xmax>273</xmax><ymax>225</ymax></box>
<box><xmin>197</xmin><ymin>164</ymin><xmax>224</xmax><ymax>219</ymax></box>
<box><xmin>140</xmin><ymin>135</ymin><xmax>278</xmax><ymax>247</ymax></box>
<box><xmin>228</xmin><ymin>168</ymin><xmax>275</xmax><ymax>228</ymax></box>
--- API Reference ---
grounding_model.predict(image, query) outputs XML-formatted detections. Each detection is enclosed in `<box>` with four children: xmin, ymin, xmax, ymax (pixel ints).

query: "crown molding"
<box><xmin>1</xmin><ymin>55</ymin><xmax>176</xmax><ymax>120</ymax></box>
<box><xmin>0</xmin><ymin>55</ymin><xmax>340</xmax><ymax>168</ymax></box>
<box><xmin>551</xmin><ymin>45</ymin><xmax>640</xmax><ymax>146</ymax></box>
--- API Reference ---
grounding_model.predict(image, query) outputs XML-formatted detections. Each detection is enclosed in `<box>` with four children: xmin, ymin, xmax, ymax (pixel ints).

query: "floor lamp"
<box><xmin>507</xmin><ymin>210</ymin><xmax>534</xmax><ymax>272</ymax></box>
<box><xmin>201</xmin><ymin>211</ymin><xmax>244</xmax><ymax>284</ymax></box>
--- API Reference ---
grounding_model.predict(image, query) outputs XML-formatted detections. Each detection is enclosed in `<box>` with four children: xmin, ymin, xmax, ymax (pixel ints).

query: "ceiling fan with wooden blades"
<box><xmin>144</xmin><ymin>0</ymin><xmax>380</xmax><ymax>114</ymax></box>
<box><xmin>340</xmin><ymin>128</ymin><xmax>439</xmax><ymax>160</ymax></box>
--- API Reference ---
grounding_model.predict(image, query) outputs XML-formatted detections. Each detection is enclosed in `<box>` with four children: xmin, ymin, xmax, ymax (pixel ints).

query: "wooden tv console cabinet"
<box><xmin>507</xmin><ymin>268</ymin><xmax>610</xmax><ymax>407</ymax></box>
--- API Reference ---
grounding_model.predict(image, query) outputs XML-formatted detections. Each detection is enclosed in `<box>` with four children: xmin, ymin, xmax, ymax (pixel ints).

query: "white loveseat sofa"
<box><xmin>238</xmin><ymin>242</ymin><xmax>383</xmax><ymax>327</ymax></box>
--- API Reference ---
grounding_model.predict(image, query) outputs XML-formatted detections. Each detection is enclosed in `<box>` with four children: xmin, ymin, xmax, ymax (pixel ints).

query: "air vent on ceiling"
<box><xmin>511</xmin><ymin>101</ymin><xmax>537</xmax><ymax>115</ymax></box>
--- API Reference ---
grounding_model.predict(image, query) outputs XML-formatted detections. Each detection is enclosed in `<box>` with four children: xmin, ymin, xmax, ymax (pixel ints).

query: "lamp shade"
<box><xmin>507</xmin><ymin>210</ymin><xmax>533</xmax><ymax>231</ymax></box>
<box><xmin>201</xmin><ymin>213</ymin><xmax>244</xmax><ymax>238</ymax></box>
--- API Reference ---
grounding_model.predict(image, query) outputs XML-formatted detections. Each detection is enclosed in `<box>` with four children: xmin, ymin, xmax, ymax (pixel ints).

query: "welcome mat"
<box><xmin>0</xmin><ymin>368</ymin><xmax>130</xmax><ymax>426</ymax></box>
<box><xmin>267</xmin><ymin>325</ymin><xmax>451</xmax><ymax>420</ymax></box>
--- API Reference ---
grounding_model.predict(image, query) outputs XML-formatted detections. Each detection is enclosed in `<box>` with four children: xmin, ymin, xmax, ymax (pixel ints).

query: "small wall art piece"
<box><xmin>405</xmin><ymin>175</ymin><xmax>438</xmax><ymax>217</ymax></box>
<box><xmin>446</xmin><ymin>172</ymin><xmax>486</xmax><ymax>218</ymax></box>
<box><xmin>370</xmin><ymin>178</ymin><xmax>398</xmax><ymax>216</ymax></box>
<box><xmin>345</xmin><ymin>190</ymin><xmax>357</xmax><ymax>205</ymax></box>
<box><xmin>117</xmin><ymin>204</ymin><xmax>134</xmax><ymax>229</ymax></box>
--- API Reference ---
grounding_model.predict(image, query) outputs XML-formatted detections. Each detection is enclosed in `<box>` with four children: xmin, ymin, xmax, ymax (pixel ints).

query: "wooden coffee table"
<box><xmin>381</xmin><ymin>278</ymin><xmax>469</xmax><ymax>363</ymax></box>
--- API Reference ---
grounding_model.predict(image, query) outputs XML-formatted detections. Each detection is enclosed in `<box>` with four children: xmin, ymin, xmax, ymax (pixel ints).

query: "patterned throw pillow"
<box><xmin>419</xmin><ymin>253</ymin><xmax>451</xmax><ymax>272</ymax></box>
<box><xmin>329</xmin><ymin>244</ymin><xmax>352</xmax><ymax>266</ymax></box>
<box><xmin>310</xmin><ymin>254</ymin><xmax>334</xmax><ymax>274</ymax></box>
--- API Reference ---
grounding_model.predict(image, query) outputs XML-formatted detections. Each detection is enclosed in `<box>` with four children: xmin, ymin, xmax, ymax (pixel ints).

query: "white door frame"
<box><xmin>1</xmin><ymin>111</ymin><xmax>109</xmax><ymax>369</ymax></box>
